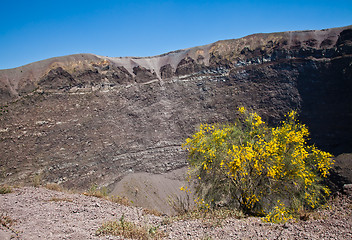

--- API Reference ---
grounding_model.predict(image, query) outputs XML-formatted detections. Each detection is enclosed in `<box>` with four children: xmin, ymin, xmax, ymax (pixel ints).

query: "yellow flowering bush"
<box><xmin>263</xmin><ymin>200</ymin><xmax>293</xmax><ymax>223</ymax></box>
<box><xmin>183</xmin><ymin>107</ymin><xmax>334</xmax><ymax>222</ymax></box>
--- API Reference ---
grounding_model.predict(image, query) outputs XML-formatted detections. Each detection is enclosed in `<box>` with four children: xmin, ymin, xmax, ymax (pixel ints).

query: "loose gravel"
<box><xmin>0</xmin><ymin>187</ymin><xmax>351</xmax><ymax>239</ymax></box>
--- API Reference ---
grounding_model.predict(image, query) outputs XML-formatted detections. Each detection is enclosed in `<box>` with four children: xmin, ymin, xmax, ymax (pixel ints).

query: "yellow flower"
<box><xmin>238</xmin><ymin>106</ymin><xmax>246</xmax><ymax>114</ymax></box>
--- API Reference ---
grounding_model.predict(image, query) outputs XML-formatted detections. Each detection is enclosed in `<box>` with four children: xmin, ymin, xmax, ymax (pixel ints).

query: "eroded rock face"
<box><xmin>0</xmin><ymin>26</ymin><xmax>351</xmax><ymax>190</ymax></box>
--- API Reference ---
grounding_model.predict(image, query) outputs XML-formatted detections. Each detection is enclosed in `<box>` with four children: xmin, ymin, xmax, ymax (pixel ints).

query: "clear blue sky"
<box><xmin>1</xmin><ymin>0</ymin><xmax>351</xmax><ymax>70</ymax></box>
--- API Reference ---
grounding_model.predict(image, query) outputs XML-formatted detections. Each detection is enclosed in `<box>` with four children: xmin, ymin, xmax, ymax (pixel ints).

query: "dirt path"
<box><xmin>1</xmin><ymin>187</ymin><xmax>352</xmax><ymax>239</ymax></box>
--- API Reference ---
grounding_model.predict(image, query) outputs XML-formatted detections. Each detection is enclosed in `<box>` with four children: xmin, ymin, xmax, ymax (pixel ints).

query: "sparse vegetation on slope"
<box><xmin>0</xmin><ymin>185</ymin><xmax>12</xmax><ymax>194</ymax></box>
<box><xmin>0</xmin><ymin>186</ymin><xmax>351</xmax><ymax>239</ymax></box>
<box><xmin>96</xmin><ymin>214</ymin><xmax>167</xmax><ymax>239</ymax></box>
<box><xmin>83</xmin><ymin>184</ymin><xmax>131</xmax><ymax>206</ymax></box>
<box><xmin>167</xmin><ymin>207</ymin><xmax>245</xmax><ymax>228</ymax></box>
<box><xmin>0</xmin><ymin>214</ymin><xmax>14</xmax><ymax>228</ymax></box>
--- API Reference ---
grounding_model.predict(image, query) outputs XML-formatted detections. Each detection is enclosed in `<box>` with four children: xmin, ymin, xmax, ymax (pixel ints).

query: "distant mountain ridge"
<box><xmin>0</xmin><ymin>25</ymin><xmax>351</xmax><ymax>190</ymax></box>
<box><xmin>1</xmin><ymin>25</ymin><xmax>351</xmax><ymax>104</ymax></box>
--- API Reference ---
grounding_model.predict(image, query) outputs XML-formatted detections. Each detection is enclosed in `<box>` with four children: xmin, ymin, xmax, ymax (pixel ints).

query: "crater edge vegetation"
<box><xmin>183</xmin><ymin>107</ymin><xmax>334</xmax><ymax>223</ymax></box>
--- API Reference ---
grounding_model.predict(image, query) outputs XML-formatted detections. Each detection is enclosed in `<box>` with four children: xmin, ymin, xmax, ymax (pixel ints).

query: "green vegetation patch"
<box><xmin>0</xmin><ymin>185</ymin><xmax>12</xmax><ymax>194</ymax></box>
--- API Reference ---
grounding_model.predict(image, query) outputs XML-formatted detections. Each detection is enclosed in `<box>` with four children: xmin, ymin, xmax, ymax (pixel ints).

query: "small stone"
<box><xmin>343</xmin><ymin>184</ymin><xmax>352</xmax><ymax>196</ymax></box>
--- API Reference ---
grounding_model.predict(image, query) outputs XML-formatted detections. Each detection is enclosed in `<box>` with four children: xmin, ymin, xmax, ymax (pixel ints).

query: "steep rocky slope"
<box><xmin>0</xmin><ymin>26</ymin><xmax>351</xmax><ymax>193</ymax></box>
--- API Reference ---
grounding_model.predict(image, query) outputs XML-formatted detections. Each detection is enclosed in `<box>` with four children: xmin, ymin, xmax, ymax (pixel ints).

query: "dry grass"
<box><xmin>0</xmin><ymin>214</ymin><xmax>14</xmax><ymax>228</ymax></box>
<box><xmin>96</xmin><ymin>214</ymin><xmax>167</xmax><ymax>239</ymax></box>
<box><xmin>44</xmin><ymin>183</ymin><xmax>132</xmax><ymax>207</ymax></box>
<box><xmin>109</xmin><ymin>195</ymin><xmax>131</xmax><ymax>207</ymax></box>
<box><xmin>49</xmin><ymin>197</ymin><xmax>73</xmax><ymax>203</ymax></box>
<box><xmin>201</xmin><ymin>235</ymin><xmax>214</xmax><ymax>240</ymax></box>
<box><xmin>85</xmin><ymin>186</ymin><xmax>163</xmax><ymax>215</ymax></box>
<box><xmin>0</xmin><ymin>185</ymin><xmax>12</xmax><ymax>194</ymax></box>
<box><xmin>83</xmin><ymin>185</ymin><xmax>108</xmax><ymax>198</ymax></box>
<box><xmin>168</xmin><ymin>193</ymin><xmax>192</xmax><ymax>215</ymax></box>
<box><xmin>31</xmin><ymin>174</ymin><xmax>42</xmax><ymax>187</ymax></box>
<box><xmin>142</xmin><ymin>208</ymin><xmax>163</xmax><ymax>217</ymax></box>
<box><xmin>166</xmin><ymin>189</ymin><xmax>245</xmax><ymax>227</ymax></box>
<box><xmin>0</xmin><ymin>213</ymin><xmax>19</xmax><ymax>238</ymax></box>
<box><xmin>83</xmin><ymin>184</ymin><xmax>132</xmax><ymax>207</ymax></box>
<box><xmin>347</xmin><ymin>203</ymin><xmax>352</xmax><ymax>210</ymax></box>
<box><xmin>166</xmin><ymin>207</ymin><xmax>245</xmax><ymax>228</ymax></box>
<box><xmin>45</xmin><ymin>183</ymin><xmax>63</xmax><ymax>192</ymax></box>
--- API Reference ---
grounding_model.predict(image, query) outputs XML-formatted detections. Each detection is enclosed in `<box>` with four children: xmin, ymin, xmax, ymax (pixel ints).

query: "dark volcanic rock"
<box><xmin>0</xmin><ymin>25</ymin><xmax>351</xmax><ymax>190</ymax></box>
<box><xmin>133</xmin><ymin>66</ymin><xmax>157</xmax><ymax>83</ymax></box>
<box><xmin>39</xmin><ymin>67</ymin><xmax>76</xmax><ymax>90</ymax></box>
<box><xmin>175</xmin><ymin>57</ymin><xmax>205</xmax><ymax>76</ymax></box>
<box><xmin>160</xmin><ymin>64</ymin><xmax>174</xmax><ymax>79</ymax></box>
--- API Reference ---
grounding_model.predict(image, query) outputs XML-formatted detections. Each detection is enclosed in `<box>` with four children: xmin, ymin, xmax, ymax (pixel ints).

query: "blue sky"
<box><xmin>0</xmin><ymin>0</ymin><xmax>351</xmax><ymax>70</ymax></box>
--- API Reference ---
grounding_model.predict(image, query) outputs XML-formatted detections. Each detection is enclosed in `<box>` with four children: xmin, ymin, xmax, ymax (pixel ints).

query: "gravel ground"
<box><xmin>0</xmin><ymin>187</ymin><xmax>351</xmax><ymax>239</ymax></box>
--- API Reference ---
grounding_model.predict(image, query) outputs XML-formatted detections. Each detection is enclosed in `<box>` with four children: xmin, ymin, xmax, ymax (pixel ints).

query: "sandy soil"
<box><xmin>1</xmin><ymin>187</ymin><xmax>351</xmax><ymax>239</ymax></box>
<box><xmin>110</xmin><ymin>168</ymin><xmax>193</xmax><ymax>216</ymax></box>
